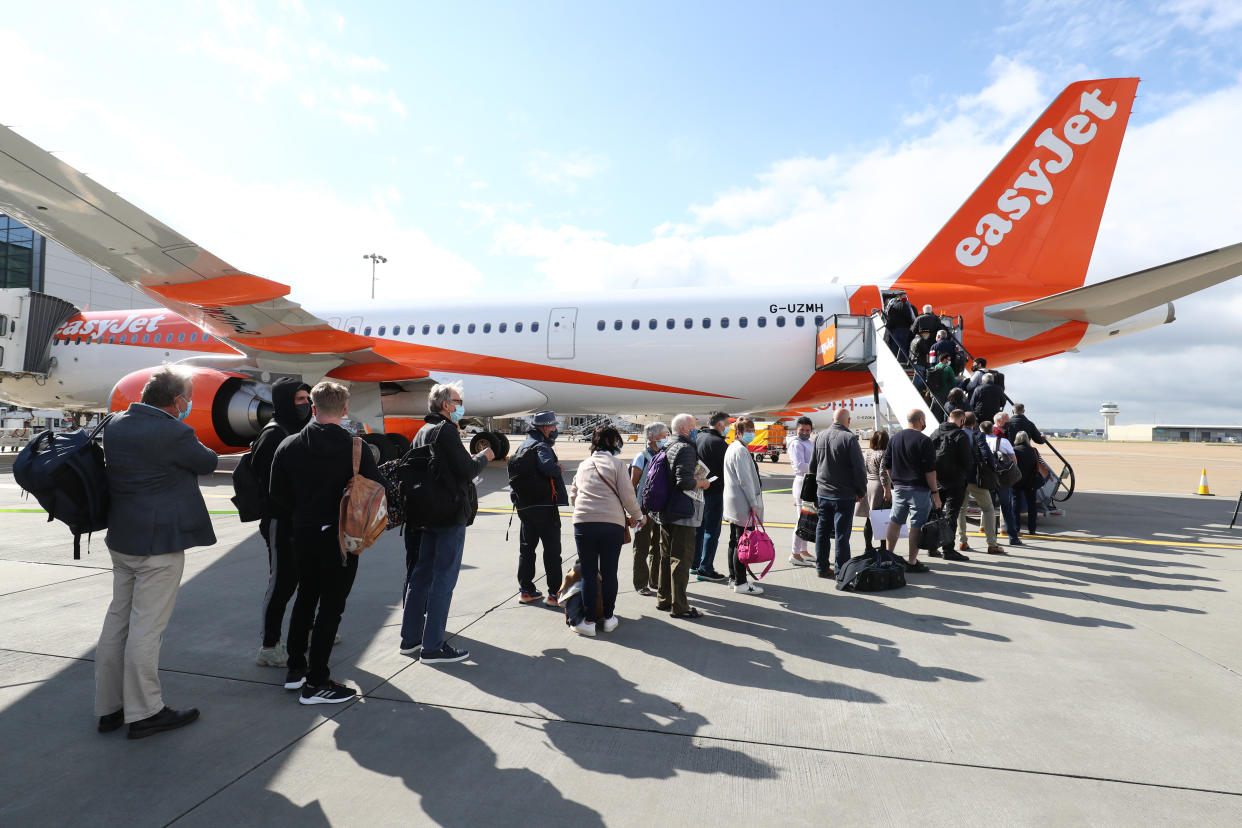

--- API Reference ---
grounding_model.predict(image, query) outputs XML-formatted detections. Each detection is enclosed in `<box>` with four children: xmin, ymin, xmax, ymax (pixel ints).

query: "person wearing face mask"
<box><xmin>692</xmin><ymin>411</ymin><xmax>731</xmax><ymax>583</ymax></box>
<box><xmin>95</xmin><ymin>366</ymin><xmax>217</xmax><ymax>739</ymax></box>
<box><xmin>507</xmin><ymin>410</ymin><xmax>569</xmax><ymax>606</ymax></box>
<box><xmin>568</xmin><ymin>426</ymin><xmax>641</xmax><ymax>635</ymax></box>
<box><xmin>786</xmin><ymin>416</ymin><xmax>816</xmax><ymax>566</ymax></box>
<box><xmin>248</xmin><ymin>377</ymin><xmax>313</xmax><ymax>668</ymax></box>
<box><xmin>398</xmin><ymin>382</ymin><xmax>494</xmax><ymax>665</ymax></box>
<box><xmin>628</xmin><ymin>422</ymin><xmax>669</xmax><ymax>597</ymax></box>
<box><xmin>722</xmin><ymin>417</ymin><xmax>765</xmax><ymax>595</ymax></box>
<box><xmin>270</xmin><ymin>382</ymin><xmax>387</xmax><ymax>702</ymax></box>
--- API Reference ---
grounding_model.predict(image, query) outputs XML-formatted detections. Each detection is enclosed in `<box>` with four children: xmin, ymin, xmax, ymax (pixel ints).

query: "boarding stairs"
<box><xmin>814</xmin><ymin>306</ymin><xmax>1075</xmax><ymax>502</ymax></box>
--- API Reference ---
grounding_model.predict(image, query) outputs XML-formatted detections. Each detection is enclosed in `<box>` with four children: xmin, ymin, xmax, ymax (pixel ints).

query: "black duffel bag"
<box><xmin>836</xmin><ymin>547</ymin><xmax>907</xmax><ymax>592</ymax></box>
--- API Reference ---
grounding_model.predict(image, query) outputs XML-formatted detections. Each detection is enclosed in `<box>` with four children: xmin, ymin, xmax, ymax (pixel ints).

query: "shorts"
<box><xmin>890</xmin><ymin>486</ymin><xmax>931</xmax><ymax>529</ymax></box>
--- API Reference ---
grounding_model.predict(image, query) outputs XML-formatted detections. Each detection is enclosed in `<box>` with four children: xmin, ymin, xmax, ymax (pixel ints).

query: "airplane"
<box><xmin>1</xmin><ymin>77</ymin><xmax>1240</xmax><ymax>461</ymax></box>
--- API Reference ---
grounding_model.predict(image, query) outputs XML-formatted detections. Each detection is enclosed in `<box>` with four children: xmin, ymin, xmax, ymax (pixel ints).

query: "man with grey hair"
<box><xmin>400</xmin><ymin>381</ymin><xmax>493</xmax><ymax>664</ymax></box>
<box><xmin>969</xmin><ymin>371</ymin><xmax>1006</xmax><ymax>423</ymax></box>
<box><xmin>96</xmin><ymin>366</ymin><xmax>217</xmax><ymax>738</ymax></box>
<box><xmin>809</xmin><ymin>407</ymin><xmax>866</xmax><ymax>578</ymax></box>
<box><xmin>628</xmin><ymin>421</ymin><xmax>669</xmax><ymax>596</ymax></box>
<box><xmin>910</xmin><ymin>304</ymin><xmax>945</xmax><ymax>337</ymax></box>
<box><xmin>651</xmin><ymin>413</ymin><xmax>711</xmax><ymax>619</ymax></box>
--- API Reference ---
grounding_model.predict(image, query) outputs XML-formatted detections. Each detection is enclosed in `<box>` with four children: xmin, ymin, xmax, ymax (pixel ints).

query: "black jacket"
<box><xmin>910</xmin><ymin>312</ymin><xmax>946</xmax><ymax>336</ymax></box>
<box><xmin>930</xmin><ymin>421</ymin><xmax>974</xmax><ymax>488</ymax></box>
<box><xmin>695</xmin><ymin>427</ymin><xmax>728</xmax><ymax>495</ymax></box>
<box><xmin>970</xmin><ymin>383</ymin><xmax>1007</xmax><ymax>423</ymax></box>
<box><xmin>509</xmin><ymin>428</ymin><xmax>569</xmax><ymax>509</ymax></box>
<box><xmin>269</xmin><ymin>421</ymin><xmax>384</xmax><ymax>530</ymax></box>
<box><xmin>414</xmin><ymin>413</ymin><xmax>488</xmax><ymax>526</ymax></box>
<box><xmin>809</xmin><ymin>423</ymin><xmax>866</xmax><ymax>499</ymax></box>
<box><xmin>910</xmin><ymin>332</ymin><xmax>934</xmax><ymax>367</ymax></box>
<box><xmin>1006</xmin><ymin>413</ymin><xmax>1045</xmax><ymax>445</ymax></box>
<box><xmin>250</xmin><ymin>377</ymin><xmax>312</xmax><ymax>519</ymax></box>
<box><xmin>1013</xmin><ymin>444</ymin><xmax>1042</xmax><ymax>489</ymax></box>
<box><xmin>885</xmin><ymin>298</ymin><xmax>915</xmax><ymax>330</ymax></box>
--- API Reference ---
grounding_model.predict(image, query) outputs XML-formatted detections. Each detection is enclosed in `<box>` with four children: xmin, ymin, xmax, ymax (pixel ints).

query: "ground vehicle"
<box><xmin>725</xmin><ymin>421</ymin><xmax>786</xmax><ymax>462</ymax></box>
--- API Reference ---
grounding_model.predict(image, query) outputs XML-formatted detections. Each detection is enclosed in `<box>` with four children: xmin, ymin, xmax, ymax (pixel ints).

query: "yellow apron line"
<box><xmin>7</xmin><ymin>506</ymin><xmax>1239</xmax><ymax>550</ymax></box>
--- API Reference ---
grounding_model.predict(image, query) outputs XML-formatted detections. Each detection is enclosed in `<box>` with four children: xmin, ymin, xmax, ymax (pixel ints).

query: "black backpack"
<box><xmin>231</xmin><ymin>422</ymin><xmax>283</xmax><ymax>522</ymax></box>
<box><xmin>397</xmin><ymin>423</ymin><xmax>473</xmax><ymax>528</ymax></box>
<box><xmin>836</xmin><ymin>547</ymin><xmax>907</xmax><ymax>592</ymax></box>
<box><xmin>13</xmin><ymin>415</ymin><xmax>113</xmax><ymax>559</ymax></box>
<box><xmin>377</xmin><ymin>457</ymin><xmax>408</xmax><ymax>531</ymax></box>
<box><xmin>507</xmin><ymin>442</ymin><xmax>556</xmax><ymax>508</ymax></box>
<box><xmin>932</xmin><ymin>428</ymin><xmax>968</xmax><ymax>480</ymax></box>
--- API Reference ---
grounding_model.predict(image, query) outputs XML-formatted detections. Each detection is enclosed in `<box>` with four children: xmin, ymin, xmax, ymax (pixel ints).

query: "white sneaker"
<box><xmin>572</xmin><ymin>621</ymin><xmax>597</xmax><ymax>637</ymax></box>
<box><xmin>601</xmin><ymin>616</ymin><xmax>619</xmax><ymax>633</ymax></box>
<box><xmin>734</xmin><ymin>581</ymin><xmax>764</xmax><ymax>595</ymax></box>
<box><xmin>256</xmin><ymin>645</ymin><xmax>287</xmax><ymax>667</ymax></box>
<box><xmin>789</xmin><ymin>555</ymin><xmax>815</xmax><ymax>567</ymax></box>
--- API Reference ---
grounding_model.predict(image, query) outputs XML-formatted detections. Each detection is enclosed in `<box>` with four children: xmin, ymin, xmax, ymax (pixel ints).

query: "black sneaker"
<box><xmin>929</xmin><ymin>549</ymin><xmax>944</xmax><ymax>558</ymax></box>
<box><xmin>420</xmin><ymin>644</ymin><xmax>470</xmax><ymax>664</ymax></box>
<box><xmin>299</xmin><ymin>680</ymin><xmax>356</xmax><ymax>705</ymax></box>
<box><xmin>695</xmin><ymin>569</ymin><xmax>727</xmax><ymax>582</ymax></box>
<box><xmin>284</xmin><ymin>668</ymin><xmax>307</xmax><ymax>690</ymax></box>
<box><xmin>944</xmin><ymin>549</ymin><xmax>970</xmax><ymax>562</ymax></box>
<box><xmin>399</xmin><ymin>639</ymin><xmax>422</xmax><ymax>656</ymax></box>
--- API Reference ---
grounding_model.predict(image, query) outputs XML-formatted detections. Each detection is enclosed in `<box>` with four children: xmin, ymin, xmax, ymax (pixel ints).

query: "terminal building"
<box><xmin>1107</xmin><ymin>424</ymin><xmax>1242</xmax><ymax>443</ymax></box>
<box><xmin>1</xmin><ymin>212</ymin><xmax>146</xmax><ymax>312</ymax></box>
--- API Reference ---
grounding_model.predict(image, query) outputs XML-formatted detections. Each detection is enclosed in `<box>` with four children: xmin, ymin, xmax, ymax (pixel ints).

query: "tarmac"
<box><xmin>1</xmin><ymin>440</ymin><xmax>1241</xmax><ymax>826</ymax></box>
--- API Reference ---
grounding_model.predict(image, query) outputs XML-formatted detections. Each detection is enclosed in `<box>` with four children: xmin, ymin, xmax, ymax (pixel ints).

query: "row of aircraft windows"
<box><xmin>596</xmin><ymin>314</ymin><xmax>821</xmax><ymax>332</ymax></box>
<box><xmin>348</xmin><ymin>321</ymin><xmax>542</xmax><ymax>337</ymax></box>
<box><xmin>56</xmin><ymin>332</ymin><xmax>216</xmax><ymax>345</ymax></box>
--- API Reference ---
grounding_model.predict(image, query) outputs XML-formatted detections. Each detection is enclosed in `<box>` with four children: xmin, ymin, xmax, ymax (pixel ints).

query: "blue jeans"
<box><xmin>996</xmin><ymin>487</ymin><xmax>1019</xmax><ymax>540</ymax></box>
<box><xmin>693</xmin><ymin>490</ymin><xmax>724</xmax><ymax>573</ymax></box>
<box><xmin>401</xmin><ymin>524</ymin><xmax>466</xmax><ymax>651</ymax></box>
<box><xmin>574</xmin><ymin>522</ymin><xmax>624</xmax><ymax>622</ymax></box>
<box><xmin>815</xmin><ymin>495</ymin><xmax>856</xmax><ymax>573</ymax></box>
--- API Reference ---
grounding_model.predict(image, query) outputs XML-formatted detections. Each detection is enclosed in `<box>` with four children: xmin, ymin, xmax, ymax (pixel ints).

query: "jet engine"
<box><xmin>109</xmin><ymin>366</ymin><xmax>273</xmax><ymax>454</ymax></box>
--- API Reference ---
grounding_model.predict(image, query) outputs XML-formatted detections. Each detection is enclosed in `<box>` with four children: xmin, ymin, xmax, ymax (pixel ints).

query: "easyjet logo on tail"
<box><xmin>956</xmin><ymin>89</ymin><xmax>1118</xmax><ymax>267</ymax></box>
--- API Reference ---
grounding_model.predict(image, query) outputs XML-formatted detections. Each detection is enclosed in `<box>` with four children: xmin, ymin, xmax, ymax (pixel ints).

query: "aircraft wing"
<box><xmin>0</xmin><ymin>123</ymin><xmax>415</xmax><ymax>381</ymax></box>
<box><xmin>985</xmin><ymin>242</ymin><xmax>1242</xmax><ymax>326</ymax></box>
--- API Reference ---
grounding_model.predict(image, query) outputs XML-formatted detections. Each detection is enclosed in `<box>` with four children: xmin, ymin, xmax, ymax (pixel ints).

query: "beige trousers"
<box><xmin>958</xmin><ymin>484</ymin><xmax>997</xmax><ymax>547</ymax></box>
<box><xmin>95</xmin><ymin>550</ymin><xmax>185</xmax><ymax>722</ymax></box>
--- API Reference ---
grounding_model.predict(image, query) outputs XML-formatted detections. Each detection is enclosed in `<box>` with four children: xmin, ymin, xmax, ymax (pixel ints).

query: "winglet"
<box><xmin>897</xmin><ymin>77</ymin><xmax>1140</xmax><ymax>295</ymax></box>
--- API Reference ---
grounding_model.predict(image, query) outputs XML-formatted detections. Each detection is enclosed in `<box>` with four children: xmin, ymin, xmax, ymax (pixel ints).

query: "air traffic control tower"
<box><xmin>1100</xmin><ymin>402</ymin><xmax>1120</xmax><ymax>439</ymax></box>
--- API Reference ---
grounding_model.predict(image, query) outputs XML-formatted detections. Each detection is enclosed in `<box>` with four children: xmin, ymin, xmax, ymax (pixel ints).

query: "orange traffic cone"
<box><xmin>1197</xmin><ymin>468</ymin><xmax>1213</xmax><ymax>496</ymax></box>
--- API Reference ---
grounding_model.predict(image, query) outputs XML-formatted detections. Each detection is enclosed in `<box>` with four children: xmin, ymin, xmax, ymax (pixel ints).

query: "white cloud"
<box><xmin>526</xmin><ymin>151</ymin><xmax>610</xmax><ymax>193</ymax></box>
<box><xmin>484</xmin><ymin>64</ymin><xmax>1242</xmax><ymax>423</ymax></box>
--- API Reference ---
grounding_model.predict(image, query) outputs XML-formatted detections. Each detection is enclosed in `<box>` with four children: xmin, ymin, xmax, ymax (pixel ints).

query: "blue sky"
<box><xmin>4</xmin><ymin>0</ymin><xmax>1242</xmax><ymax>426</ymax></box>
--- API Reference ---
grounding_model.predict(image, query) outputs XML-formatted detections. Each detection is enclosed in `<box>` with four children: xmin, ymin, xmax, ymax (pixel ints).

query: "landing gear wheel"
<box><xmin>362</xmin><ymin>432</ymin><xmax>396</xmax><ymax>464</ymax></box>
<box><xmin>386</xmin><ymin>432</ymin><xmax>412</xmax><ymax>458</ymax></box>
<box><xmin>469</xmin><ymin>433</ymin><xmax>492</xmax><ymax>456</ymax></box>
<box><xmin>493</xmin><ymin>433</ymin><xmax>510</xmax><ymax>460</ymax></box>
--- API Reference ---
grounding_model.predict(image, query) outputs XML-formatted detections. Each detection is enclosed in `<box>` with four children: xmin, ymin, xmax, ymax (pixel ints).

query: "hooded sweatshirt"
<box><xmin>269</xmin><ymin>420</ymin><xmax>384</xmax><ymax>530</ymax></box>
<box><xmin>250</xmin><ymin>378</ymin><xmax>312</xmax><ymax>519</ymax></box>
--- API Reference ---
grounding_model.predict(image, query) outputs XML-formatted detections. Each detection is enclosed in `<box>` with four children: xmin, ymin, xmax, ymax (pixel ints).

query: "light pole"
<box><xmin>363</xmin><ymin>253</ymin><xmax>387</xmax><ymax>299</ymax></box>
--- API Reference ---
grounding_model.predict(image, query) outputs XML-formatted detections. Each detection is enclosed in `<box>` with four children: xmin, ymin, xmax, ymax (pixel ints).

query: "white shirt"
<box><xmin>985</xmin><ymin>434</ymin><xmax>1015</xmax><ymax>457</ymax></box>
<box><xmin>787</xmin><ymin>433</ymin><xmax>813</xmax><ymax>475</ymax></box>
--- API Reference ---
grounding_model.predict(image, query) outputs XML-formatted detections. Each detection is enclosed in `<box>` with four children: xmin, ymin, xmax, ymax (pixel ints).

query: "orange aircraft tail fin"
<box><xmin>897</xmin><ymin>77</ymin><xmax>1139</xmax><ymax>296</ymax></box>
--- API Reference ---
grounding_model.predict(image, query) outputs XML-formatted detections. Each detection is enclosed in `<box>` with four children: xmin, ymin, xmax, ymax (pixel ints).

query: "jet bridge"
<box><xmin>0</xmin><ymin>289</ymin><xmax>79</xmax><ymax>379</ymax></box>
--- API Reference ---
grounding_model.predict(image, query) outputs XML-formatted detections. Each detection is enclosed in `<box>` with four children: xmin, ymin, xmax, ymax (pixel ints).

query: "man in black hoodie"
<box><xmin>930</xmin><ymin>408</ymin><xmax>974</xmax><ymax>562</ymax></box>
<box><xmin>270</xmin><ymin>381</ymin><xmax>384</xmax><ymax>705</ymax></box>
<box><xmin>693</xmin><ymin>412</ymin><xmax>730</xmax><ymax>582</ymax></box>
<box><xmin>250</xmin><ymin>377</ymin><xmax>311</xmax><ymax>668</ymax></box>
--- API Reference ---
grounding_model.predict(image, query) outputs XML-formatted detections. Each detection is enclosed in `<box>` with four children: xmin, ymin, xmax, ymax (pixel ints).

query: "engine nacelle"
<box><xmin>110</xmin><ymin>367</ymin><xmax>273</xmax><ymax>455</ymax></box>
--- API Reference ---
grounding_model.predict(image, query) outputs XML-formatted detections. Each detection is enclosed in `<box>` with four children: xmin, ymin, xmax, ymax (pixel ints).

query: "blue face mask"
<box><xmin>740</xmin><ymin>431</ymin><xmax>756</xmax><ymax>445</ymax></box>
<box><xmin>657</xmin><ymin>437</ymin><xmax>669</xmax><ymax>448</ymax></box>
<box><xmin>798</xmin><ymin>432</ymin><xmax>810</xmax><ymax>441</ymax></box>
<box><xmin>611</xmin><ymin>445</ymin><xmax>623</xmax><ymax>456</ymax></box>
<box><xmin>177</xmin><ymin>398</ymin><xmax>192</xmax><ymax>421</ymax></box>
<box><xmin>450</xmin><ymin>407</ymin><xmax>463</xmax><ymax>423</ymax></box>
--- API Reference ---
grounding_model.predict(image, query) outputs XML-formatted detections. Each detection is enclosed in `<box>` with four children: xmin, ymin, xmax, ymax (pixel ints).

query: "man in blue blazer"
<box><xmin>95</xmin><ymin>367</ymin><xmax>218</xmax><ymax>739</ymax></box>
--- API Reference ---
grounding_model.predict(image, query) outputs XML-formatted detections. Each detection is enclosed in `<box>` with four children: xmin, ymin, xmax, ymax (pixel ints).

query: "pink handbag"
<box><xmin>737</xmin><ymin>512</ymin><xmax>776</xmax><ymax>579</ymax></box>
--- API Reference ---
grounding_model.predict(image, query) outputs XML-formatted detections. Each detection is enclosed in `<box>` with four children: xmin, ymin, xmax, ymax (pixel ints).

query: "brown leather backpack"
<box><xmin>338</xmin><ymin>437</ymin><xmax>388</xmax><ymax>560</ymax></box>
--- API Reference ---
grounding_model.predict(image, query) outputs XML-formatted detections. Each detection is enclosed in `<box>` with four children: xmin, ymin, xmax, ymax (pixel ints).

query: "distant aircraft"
<box><xmin>1</xmin><ymin>77</ymin><xmax>1239</xmax><ymax>457</ymax></box>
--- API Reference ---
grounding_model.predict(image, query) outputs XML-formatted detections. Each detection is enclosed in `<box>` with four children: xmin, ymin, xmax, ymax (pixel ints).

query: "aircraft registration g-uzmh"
<box><xmin>1</xmin><ymin>77</ymin><xmax>1240</xmax><ymax>458</ymax></box>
